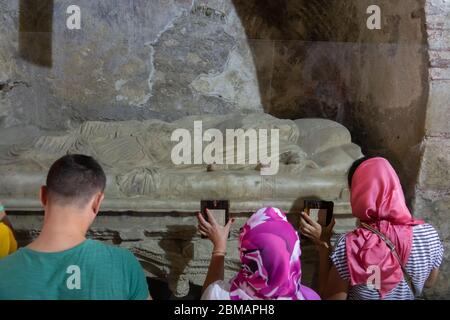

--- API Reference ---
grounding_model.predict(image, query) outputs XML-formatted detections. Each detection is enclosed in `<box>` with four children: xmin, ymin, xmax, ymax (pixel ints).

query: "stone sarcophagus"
<box><xmin>0</xmin><ymin>113</ymin><xmax>362</xmax><ymax>296</ymax></box>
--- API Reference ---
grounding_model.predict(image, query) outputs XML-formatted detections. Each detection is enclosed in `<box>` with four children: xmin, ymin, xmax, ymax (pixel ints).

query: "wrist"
<box><xmin>314</xmin><ymin>239</ymin><xmax>331</xmax><ymax>251</ymax></box>
<box><xmin>213</xmin><ymin>241</ymin><xmax>227</xmax><ymax>254</ymax></box>
<box><xmin>212</xmin><ymin>250</ymin><xmax>226</xmax><ymax>257</ymax></box>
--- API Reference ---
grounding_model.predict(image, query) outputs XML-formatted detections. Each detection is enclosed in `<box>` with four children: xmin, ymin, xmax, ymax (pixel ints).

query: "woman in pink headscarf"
<box><xmin>301</xmin><ymin>157</ymin><xmax>444</xmax><ymax>300</ymax></box>
<box><xmin>198</xmin><ymin>207</ymin><xmax>320</xmax><ymax>300</ymax></box>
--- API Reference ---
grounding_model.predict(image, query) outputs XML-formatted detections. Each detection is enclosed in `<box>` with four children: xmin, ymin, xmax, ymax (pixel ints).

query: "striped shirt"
<box><xmin>330</xmin><ymin>224</ymin><xmax>444</xmax><ymax>300</ymax></box>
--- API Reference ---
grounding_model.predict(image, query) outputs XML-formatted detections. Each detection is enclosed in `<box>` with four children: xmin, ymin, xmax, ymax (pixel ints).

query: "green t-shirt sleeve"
<box><xmin>123</xmin><ymin>251</ymin><xmax>149</xmax><ymax>300</ymax></box>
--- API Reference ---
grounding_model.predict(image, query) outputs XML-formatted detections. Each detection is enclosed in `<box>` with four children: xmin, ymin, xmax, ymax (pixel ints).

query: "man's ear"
<box><xmin>40</xmin><ymin>186</ymin><xmax>48</xmax><ymax>207</ymax></box>
<box><xmin>92</xmin><ymin>192</ymin><xmax>105</xmax><ymax>215</ymax></box>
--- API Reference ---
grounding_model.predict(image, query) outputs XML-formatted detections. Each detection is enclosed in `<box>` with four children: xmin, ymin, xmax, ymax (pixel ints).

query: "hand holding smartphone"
<box><xmin>200</xmin><ymin>200</ymin><xmax>230</xmax><ymax>239</ymax></box>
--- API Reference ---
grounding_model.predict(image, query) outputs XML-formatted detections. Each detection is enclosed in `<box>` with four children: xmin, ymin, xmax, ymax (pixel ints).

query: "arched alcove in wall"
<box><xmin>231</xmin><ymin>0</ymin><xmax>429</xmax><ymax>205</ymax></box>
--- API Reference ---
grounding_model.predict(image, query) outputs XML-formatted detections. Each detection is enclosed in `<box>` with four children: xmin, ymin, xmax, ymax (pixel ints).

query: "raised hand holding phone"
<box><xmin>197</xmin><ymin>209</ymin><xmax>235</xmax><ymax>254</ymax></box>
<box><xmin>300</xmin><ymin>211</ymin><xmax>335</xmax><ymax>249</ymax></box>
<box><xmin>200</xmin><ymin>200</ymin><xmax>230</xmax><ymax>238</ymax></box>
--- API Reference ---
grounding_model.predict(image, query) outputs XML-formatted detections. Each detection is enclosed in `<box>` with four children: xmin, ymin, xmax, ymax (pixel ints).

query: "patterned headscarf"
<box><xmin>230</xmin><ymin>207</ymin><xmax>320</xmax><ymax>300</ymax></box>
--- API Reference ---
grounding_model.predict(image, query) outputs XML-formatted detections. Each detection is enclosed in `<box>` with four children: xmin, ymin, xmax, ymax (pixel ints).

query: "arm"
<box><xmin>424</xmin><ymin>268</ymin><xmax>439</xmax><ymax>289</ymax></box>
<box><xmin>202</xmin><ymin>254</ymin><xmax>226</xmax><ymax>294</ymax></box>
<box><xmin>197</xmin><ymin>210</ymin><xmax>234</xmax><ymax>294</ymax></box>
<box><xmin>323</xmin><ymin>266</ymin><xmax>348</xmax><ymax>300</ymax></box>
<box><xmin>300</xmin><ymin>212</ymin><xmax>348</xmax><ymax>299</ymax></box>
<box><xmin>316</xmin><ymin>242</ymin><xmax>332</xmax><ymax>295</ymax></box>
<box><xmin>424</xmin><ymin>228</ymin><xmax>444</xmax><ymax>289</ymax></box>
<box><xmin>0</xmin><ymin>202</ymin><xmax>15</xmax><ymax>235</ymax></box>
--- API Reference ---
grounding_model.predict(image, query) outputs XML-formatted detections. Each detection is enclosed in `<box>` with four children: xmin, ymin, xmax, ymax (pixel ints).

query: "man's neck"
<box><xmin>27</xmin><ymin>207</ymin><xmax>89</xmax><ymax>253</ymax></box>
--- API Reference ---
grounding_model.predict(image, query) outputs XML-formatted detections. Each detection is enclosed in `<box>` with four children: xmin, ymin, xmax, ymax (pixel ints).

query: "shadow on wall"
<box><xmin>230</xmin><ymin>0</ymin><xmax>429</xmax><ymax>207</ymax></box>
<box><xmin>147</xmin><ymin>278</ymin><xmax>202</xmax><ymax>300</ymax></box>
<box><xmin>230</xmin><ymin>0</ymin><xmax>358</xmax><ymax>120</ymax></box>
<box><xmin>19</xmin><ymin>0</ymin><xmax>54</xmax><ymax>67</ymax></box>
<box><xmin>157</xmin><ymin>225</ymin><xmax>197</xmax><ymax>298</ymax></box>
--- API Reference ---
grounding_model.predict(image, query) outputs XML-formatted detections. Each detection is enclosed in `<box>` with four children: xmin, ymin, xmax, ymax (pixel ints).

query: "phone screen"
<box><xmin>317</xmin><ymin>209</ymin><xmax>328</xmax><ymax>226</ymax></box>
<box><xmin>303</xmin><ymin>200</ymin><xmax>334</xmax><ymax>226</ymax></box>
<box><xmin>308</xmin><ymin>208</ymin><xmax>320</xmax><ymax>222</ymax></box>
<box><xmin>207</xmin><ymin>209</ymin><xmax>226</xmax><ymax>226</ymax></box>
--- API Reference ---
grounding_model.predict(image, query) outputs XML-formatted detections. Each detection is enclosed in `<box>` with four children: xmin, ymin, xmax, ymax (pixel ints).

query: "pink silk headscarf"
<box><xmin>230</xmin><ymin>207</ymin><xmax>320</xmax><ymax>300</ymax></box>
<box><xmin>346</xmin><ymin>157</ymin><xmax>423</xmax><ymax>297</ymax></box>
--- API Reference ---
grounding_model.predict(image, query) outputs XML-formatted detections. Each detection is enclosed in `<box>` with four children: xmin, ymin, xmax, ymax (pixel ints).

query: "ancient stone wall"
<box><xmin>0</xmin><ymin>0</ymin><xmax>430</xmax><ymax>201</ymax></box>
<box><xmin>1</xmin><ymin>0</ymin><xmax>449</xmax><ymax>298</ymax></box>
<box><xmin>413</xmin><ymin>0</ymin><xmax>450</xmax><ymax>300</ymax></box>
<box><xmin>0</xmin><ymin>0</ymin><xmax>264</xmax><ymax>132</ymax></box>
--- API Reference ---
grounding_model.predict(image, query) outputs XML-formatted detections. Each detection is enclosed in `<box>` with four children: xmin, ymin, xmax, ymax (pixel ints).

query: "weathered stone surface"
<box><xmin>414</xmin><ymin>0</ymin><xmax>450</xmax><ymax>299</ymax></box>
<box><xmin>425</xmin><ymin>81</ymin><xmax>450</xmax><ymax>136</ymax></box>
<box><xmin>414</xmin><ymin>192</ymin><xmax>450</xmax><ymax>240</ymax></box>
<box><xmin>0</xmin><ymin>0</ymin><xmax>430</xmax><ymax>201</ymax></box>
<box><xmin>228</xmin><ymin>0</ymin><xmax>429</xmax><ymax>207</ymax></box>
<box><xmin>0</xmin><ymin>0</ymin><xmax>264</xmax><ymax>131</ymax></box>
<box><xmin>416</xmin><ymin>138</ymin><xmax>450</xmax><ymax>191</ymax></box>
<box><xmin>0</xmin><ymin>114</ymin><xmax>362</xmax><ymax>212</ymax></box>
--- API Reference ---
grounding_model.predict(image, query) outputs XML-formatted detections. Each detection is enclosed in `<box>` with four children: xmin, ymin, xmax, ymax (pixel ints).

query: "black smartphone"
<box><xmin>200</xmin><ymin>200</ymin><xmax>230</xmax><ymax>239</ymax></box>
<box><xmin>303</xmin><ymin>200</ymin><xmax>334</xmax><ymax>226</ymax></box>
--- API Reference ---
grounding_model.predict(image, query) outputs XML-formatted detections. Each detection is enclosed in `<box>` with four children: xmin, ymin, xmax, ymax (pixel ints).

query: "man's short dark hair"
<box><xmin>347</xmin><ymin>156</ymin><xmax>373</xmax><ymax>188</ymax></box>
<box><xmin>46</xmin><ymin>154</ymin><xmax>106</xmax><ymax>206</ymax></box>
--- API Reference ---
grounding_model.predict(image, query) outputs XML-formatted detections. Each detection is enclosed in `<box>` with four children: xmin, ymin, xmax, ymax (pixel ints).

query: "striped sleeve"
<box><xmin>433</xmin><ymin>244</ymin><xmax>444</xmax><ymax>269</ymax></box>
<box><xmin>329</xmin><ymin>234</ymin><xmax>350</xmax><ymax>282</ymax></box>
<box><xmin>409</xmin><ymin>224</ymin><xmax>444</xmax><ymax>271</ymax></box>
<box><xmin>423</xmin><ymin>224</ymin><xmax>444</xmax><ymax>269</ymax></box>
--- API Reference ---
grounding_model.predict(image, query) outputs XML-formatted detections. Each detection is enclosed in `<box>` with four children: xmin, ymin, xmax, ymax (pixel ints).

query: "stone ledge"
<box><xmin>429</xmin><ymin>50</ymin><xmax>450</xmax><ymax>68</ymax></box>
<box><xmin>430</xmin><ymin>67</ymin><xmax>450</xmax><ymax>80</ymax></box>
<box><xmin>414</xmin><ymin>191</ymin><xmax>450</xmax><ymax>240</ymax></box>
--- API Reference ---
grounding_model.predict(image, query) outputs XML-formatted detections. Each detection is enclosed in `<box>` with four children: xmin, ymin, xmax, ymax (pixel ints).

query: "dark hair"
<box><xmin>347</xmin><ymin>156</ymin><xmax>373</xmax><ymax>188</ymax></box>
<box><xmin>46</xmin><ymin>154</ymin><xmax>106</xmax><ymax>206</ymax></box>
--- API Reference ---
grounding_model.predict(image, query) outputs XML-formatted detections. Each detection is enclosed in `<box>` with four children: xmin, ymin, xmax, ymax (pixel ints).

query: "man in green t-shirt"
<box><xmin>0</xmin><ymin>154</ymin><xmax>151</xmax><ymax>300</ymax></box>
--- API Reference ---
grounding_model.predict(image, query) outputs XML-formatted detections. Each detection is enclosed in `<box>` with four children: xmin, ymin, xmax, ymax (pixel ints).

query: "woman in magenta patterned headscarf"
<box><xmin>198</xmin><ymin>207</ymin><xmax>320</xmax><ymax>300</ymax></box>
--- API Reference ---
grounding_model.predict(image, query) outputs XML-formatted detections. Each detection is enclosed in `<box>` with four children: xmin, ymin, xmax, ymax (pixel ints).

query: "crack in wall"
<box><xmin>0</xmin><ymin>80</ymin><xmax>30</xmax><ymax>94</ymax></box>
<box><xmin>191</xmin><ymin>4</ymin><xmax>227</xmax><ymax>23</ymax></box>
<box><xmin>141</xmin><ymin>4</ymin><xmax>192</xmax><ymax>107</ymax></box>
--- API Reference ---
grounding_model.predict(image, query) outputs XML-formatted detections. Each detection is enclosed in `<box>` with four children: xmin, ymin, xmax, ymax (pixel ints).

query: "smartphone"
<box><xmin>303</xmin><ymin>200</ymin><xmax>334</xmax><ymax>226</ymax></box>
<box><xmin>200</xmin><ymin>200</ymin><xmax>230</xmax><ymax>239</ymax></box>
